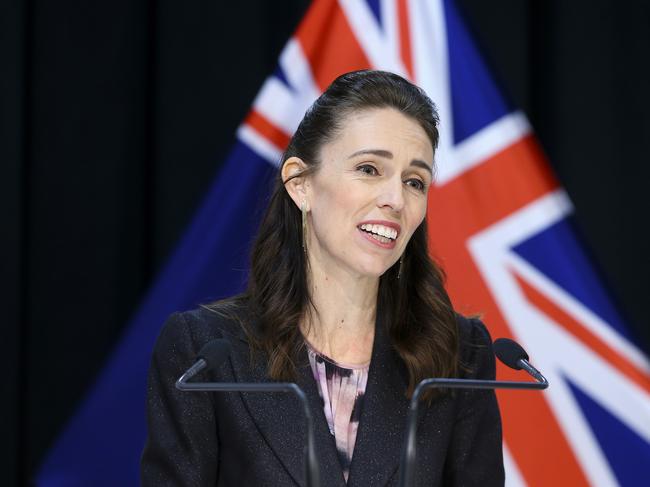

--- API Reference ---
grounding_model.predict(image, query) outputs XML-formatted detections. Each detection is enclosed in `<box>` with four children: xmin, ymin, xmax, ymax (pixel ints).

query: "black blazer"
<box><xmin>141</xmin><ymin>304</ymin><xmax>504</xmax><ymax>486</ymax></box>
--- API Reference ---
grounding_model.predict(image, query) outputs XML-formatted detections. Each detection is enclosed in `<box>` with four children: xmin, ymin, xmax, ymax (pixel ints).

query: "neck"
<box><xmin>301</xmin><ymin>256</ymin><xmax>378</xmax><ymax>365</ymax></box>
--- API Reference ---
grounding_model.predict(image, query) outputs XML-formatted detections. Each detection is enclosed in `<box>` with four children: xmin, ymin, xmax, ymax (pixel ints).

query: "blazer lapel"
<box><xmin>347</xmin><ymin>313</ymin><xmax>410</xmax><ymax>487</ymax></box>
<box><xmin>297</xmin><ymin>358</ymin><xmax>348</xmax><ymax>487</ymax></box>
<box><xmin>227</xmin><ymin>329</ymin><xmax>346</xmax><ymax>487</ymax></box>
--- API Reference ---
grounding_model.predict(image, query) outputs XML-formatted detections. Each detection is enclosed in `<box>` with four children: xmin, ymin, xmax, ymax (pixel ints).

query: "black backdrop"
<box><xmin>2</xmin><ymin>0</ymin><xmax>649</xmax><ymax>485</ymax></box>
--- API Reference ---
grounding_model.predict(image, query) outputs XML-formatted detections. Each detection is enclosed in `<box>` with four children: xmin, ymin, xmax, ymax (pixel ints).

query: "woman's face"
<box><xmin>305</xmin><ymin>107</ymin><xmax>434</xmax><ymax>279</ymax></box>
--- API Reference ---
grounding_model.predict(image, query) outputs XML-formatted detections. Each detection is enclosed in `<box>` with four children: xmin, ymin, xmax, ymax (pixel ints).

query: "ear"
<box><xmin>281</xmin><ymin>156</ymin><xmax>310</xmax><ymax>210</ymax></box>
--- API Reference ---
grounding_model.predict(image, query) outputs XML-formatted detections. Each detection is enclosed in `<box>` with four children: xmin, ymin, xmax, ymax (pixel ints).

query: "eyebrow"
<box><xmin>348</xmin><ymin>149</ymin><xmax>433</xmax><ymax>174</ymax></box>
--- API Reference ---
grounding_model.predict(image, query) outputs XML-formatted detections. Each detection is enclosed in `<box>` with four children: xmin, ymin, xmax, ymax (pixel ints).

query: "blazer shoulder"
<box><xmin>456</xmin><ymin>314</ymin><xmax>493</xmax><ymax>346</ymax></box>
<box><xmin>153</xmin><ymin>297</ymin><xmax>252</xmax><ymax>362</ymax></box>
<box><xmin>185</xmin><ymin>299</ymin><xmax>251</xmax><ymax>339</ymax></box>
<box><xmin>455</xmin><ymin>314</ymin><xmax>497</xmax><ymax>380</ymax></box>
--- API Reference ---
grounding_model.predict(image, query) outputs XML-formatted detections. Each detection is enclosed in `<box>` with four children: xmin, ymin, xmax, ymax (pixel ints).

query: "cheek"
<box><xmin>313</xmin><ymin>180</ymin><xmax>362</xmax><ymax>219</ymax></box>
<box><xmin>403</xmin><ymin>200</ymin><xmax>428</xmax><ymax>238</ymax></box>
<box><xmin>311</xmin><ymin>194</ymin><xmax>369</xmax><ymax>251</ymax></box>
<box><xmin>310</xmin><ymin>188</ymin><xmax>353</xmax><ymax>233</ymax></box>
<box><xmin>409</xmin><ymin>197</ymin><xmax>428</xmax><ymax>223</ymax></box>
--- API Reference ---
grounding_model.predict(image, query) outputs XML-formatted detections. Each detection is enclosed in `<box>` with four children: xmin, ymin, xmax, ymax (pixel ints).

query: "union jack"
<box><xmin>38</xmin><ymin>1</ymin><xmax>650</xmax><ymax>485</ymax></box>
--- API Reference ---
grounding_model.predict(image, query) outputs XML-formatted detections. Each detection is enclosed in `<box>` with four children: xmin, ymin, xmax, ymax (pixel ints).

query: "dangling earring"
<box><xmin>397</xmin><ymin>254</ymin><xmax>404</xmax><ymax>279</ymax></box>
<box><xmin>301</xmin><ymin>200</ymin><xmax>307</xmax><ymax>254</ymax></box>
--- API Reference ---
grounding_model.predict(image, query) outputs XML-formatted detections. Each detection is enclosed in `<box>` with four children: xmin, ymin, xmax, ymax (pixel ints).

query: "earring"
<box><xmin>397</xmin><ymin>254</ymin><xmax>404</xmax><ymax>279</ymax></box>
<box><xmin>301</xmin><ymin>201</ymin><xmax>307</xmax><ymax>254</ymax></box>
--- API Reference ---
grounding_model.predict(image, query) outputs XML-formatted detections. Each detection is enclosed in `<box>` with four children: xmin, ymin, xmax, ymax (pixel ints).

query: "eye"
<box><xmin>405</xmin><ymin>178</ymin><xmax>426</xmax><ymax>192</ymax></box>
<box><xmin>357</xmin><ymin>164</ymin><xmax>379</xmax><ymax>176</ymax></box>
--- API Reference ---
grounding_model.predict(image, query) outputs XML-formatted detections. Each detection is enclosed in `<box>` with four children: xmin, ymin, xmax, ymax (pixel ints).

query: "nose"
<box><xmin>376</xmin><ymin>176</ymin><xmax>405</xmax><ymax>212</ymax></box>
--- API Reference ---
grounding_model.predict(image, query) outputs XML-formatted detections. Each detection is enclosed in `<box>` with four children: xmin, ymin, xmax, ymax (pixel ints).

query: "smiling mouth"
<box><xmin>357</xmin><ymin>223</ymin><xmax>398</xmax><ymax>244</ymax></box>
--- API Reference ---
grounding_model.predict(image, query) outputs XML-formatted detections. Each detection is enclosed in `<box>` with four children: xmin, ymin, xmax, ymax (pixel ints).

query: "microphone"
<box><xmin>493</xmin><ymin>337</ymin><xmax>547</xmax><ymax>383</ymax></box>
<box><xmin>176</xmin><ymin>339</ymin><xmax>320</xmax><ymax>487</ymax></box>
<box><xmin>398</xmin><ymin>337</ymin><xmax>548</xmax><ymax>487</ymax></box>
<box><xmin>176</xmin><ymin>339</ymin><xmax>232</xmax><ymax>385</ymax></box>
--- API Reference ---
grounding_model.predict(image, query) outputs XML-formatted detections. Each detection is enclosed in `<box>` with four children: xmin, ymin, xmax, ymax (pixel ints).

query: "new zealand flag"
<box><xmin>38</xmin><ymin>1</ymin><xmax>650</xmax><ymax>485</ymax></box>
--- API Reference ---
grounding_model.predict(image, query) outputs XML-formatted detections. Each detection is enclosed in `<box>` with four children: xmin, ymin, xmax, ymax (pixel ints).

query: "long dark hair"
<box><xmin>217</xmin><ymin>70</ymin><xmax>458</xmax><ymax>396</ymax></box>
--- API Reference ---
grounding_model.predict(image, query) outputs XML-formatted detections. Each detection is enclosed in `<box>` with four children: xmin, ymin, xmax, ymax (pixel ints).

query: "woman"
<box><xmin>141</xmin><ymin>70</ymin><xmax>504</xmax><ymax>486</ymax></box>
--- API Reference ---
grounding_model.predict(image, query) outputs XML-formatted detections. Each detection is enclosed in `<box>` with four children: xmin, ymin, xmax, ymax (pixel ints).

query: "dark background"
<box><xmin>2</xmin><ymin>0</ymin><xmax>648</xmax><ymax>485</ymax></box>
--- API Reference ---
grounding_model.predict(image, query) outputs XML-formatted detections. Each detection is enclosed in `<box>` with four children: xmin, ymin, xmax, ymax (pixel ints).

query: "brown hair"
<box><xmin>215</xmin><ymin>70</ymin><xmax>458</xmax><ymax>396</ymax></box>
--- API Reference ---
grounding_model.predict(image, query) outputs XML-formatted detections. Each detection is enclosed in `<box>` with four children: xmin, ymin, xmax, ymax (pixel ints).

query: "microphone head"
<box><xmin>493</xmin><ymin>337</ymin><xmax>529</xmax><ymax>370</ymax></box>
<box><xmin>197</xmin><ymin>339</ymin><xmax>232</xmax><ymax>372</ymax></box>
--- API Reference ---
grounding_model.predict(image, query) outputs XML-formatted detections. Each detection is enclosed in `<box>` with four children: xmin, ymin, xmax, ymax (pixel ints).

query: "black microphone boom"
<box><xmin>176</xmin><ymin>339</ymin><xmax>321</xmax><ymax>487</ymax></box>
<box><xmin>398</xmin><ymin>338</ymin><xmax>548</xmax><ymax>487</ymax></box>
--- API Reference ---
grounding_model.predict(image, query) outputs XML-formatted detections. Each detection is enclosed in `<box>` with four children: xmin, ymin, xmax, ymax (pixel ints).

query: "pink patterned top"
<box><xmin>306</xmin><ymin>341</ymin><xmax>370</xmax><ymax>482</ymax></box>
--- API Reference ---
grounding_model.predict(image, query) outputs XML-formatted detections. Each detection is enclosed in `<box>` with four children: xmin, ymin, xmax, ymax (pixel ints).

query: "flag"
<box><xmin>38</xmin><ymin>0</ymin><xmax>650</xmax><ymax>485</ymax></box>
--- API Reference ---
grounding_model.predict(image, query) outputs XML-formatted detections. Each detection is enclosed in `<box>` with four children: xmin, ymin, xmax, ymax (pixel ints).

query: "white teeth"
<box><xmin>359</xmin><ymin>223</ymin><xmax>398</xmax><ymax>240</ymax></box>
<box><xmin>370</xmin><ymin>233</ymin><xmax>390</xmax><ymax>243</ymax></box>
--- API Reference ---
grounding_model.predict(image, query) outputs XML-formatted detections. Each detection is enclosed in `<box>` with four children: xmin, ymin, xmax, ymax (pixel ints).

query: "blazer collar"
<box><xmin>227</xmin><ymin>324</ymin><xmax>347</xmax><ymax>487</ymax></box>
<box><xmin>346</xmin><ymin>310</ymin><xmax>410</xmax><ymax>487</ymax></box>
<box><xmin>226</xmin><ymin>306</ymin><xmax>409</xmax><ymax>487</ymax></box>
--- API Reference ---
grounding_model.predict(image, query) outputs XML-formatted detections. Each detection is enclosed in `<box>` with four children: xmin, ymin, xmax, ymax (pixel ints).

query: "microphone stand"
<box><xmin>398</xmin><ymin>375</ymin><xmax>548</xmax><ymax>487</ymax></box>
<box><xmin>176</xmin><ymin>360</ymin><xmax>321</xmax><ymax>487</ymax></box>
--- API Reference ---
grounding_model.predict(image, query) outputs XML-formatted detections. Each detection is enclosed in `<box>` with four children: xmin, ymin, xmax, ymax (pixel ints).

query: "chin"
<box><xmin>351</xmin><ymin>257</ymin><xmax>395</xmax><ymax>278</ymax></box>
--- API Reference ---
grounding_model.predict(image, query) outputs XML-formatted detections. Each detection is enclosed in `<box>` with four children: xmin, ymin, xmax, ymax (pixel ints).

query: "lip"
<box><xmin>356</xmin><ymin>220</ymin><xmax>401</xmax><ymax>250</ymax></box>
